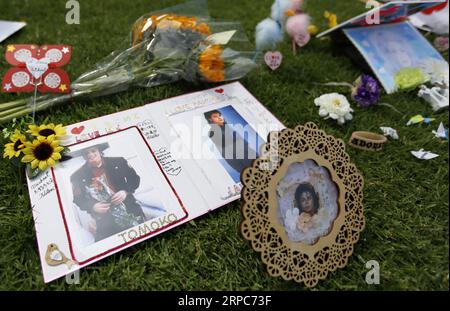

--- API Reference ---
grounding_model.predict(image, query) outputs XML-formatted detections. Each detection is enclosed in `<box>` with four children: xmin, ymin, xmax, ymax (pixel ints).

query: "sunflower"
<box><xmin>198</xmin><ymin>44</ymin><xmax>225</xmax><ymax>82</ymax></box>
<box><xmin>21</xmin><ymin>135</ymin><xmax>64</xmax><ymax>171</ymax></box>
<box><xmin>27</xmin><ymin>123</ymin><xmax>66</xmax><ymax>139</ymax></box>
<box><xmin>3</xmin><ymin>129</ymin><xmax>27</xmax><ymax>159</ymax></box>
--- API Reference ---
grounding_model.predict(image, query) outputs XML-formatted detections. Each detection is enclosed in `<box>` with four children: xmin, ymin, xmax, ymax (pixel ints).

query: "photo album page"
<box><xmin>26</xmin><ymin>82</ymin><xmax>285</xmax><ymax>282</ymax></box>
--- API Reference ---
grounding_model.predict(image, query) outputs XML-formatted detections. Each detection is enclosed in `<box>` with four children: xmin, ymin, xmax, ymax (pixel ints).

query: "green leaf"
<box><xmin>26</xmin><ymin>165</ymin><xmax>42</xmax><ymax>179</ymax></box>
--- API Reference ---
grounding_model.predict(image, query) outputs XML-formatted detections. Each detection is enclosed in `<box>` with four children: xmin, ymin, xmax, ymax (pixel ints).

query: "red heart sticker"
<box><xmin>71</xmin><ymin>126</ymin><xmax>85</xmax><ymax>135</ymax></box>
<box><xmin>215</xmin><ymin>88</ymin><xmax>224</xmax><ymax>94</ymax></box>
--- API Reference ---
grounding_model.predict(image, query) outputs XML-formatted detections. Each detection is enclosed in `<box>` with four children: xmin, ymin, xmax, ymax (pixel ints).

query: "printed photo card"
<box><xmin>316</xmin><ymin>0</ymin><xmax>448</xmax><ymax>93</ymax></box>
<box><xmin>344</xmin><ymin>21</ymin><xmax>447</xmax><ymax>93</ymax></box>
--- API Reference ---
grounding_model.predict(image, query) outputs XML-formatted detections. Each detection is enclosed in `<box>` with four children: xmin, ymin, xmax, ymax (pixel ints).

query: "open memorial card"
<box><xmin>317</xmin><ymin>0</ymin><xmax>448</xmax><ymax>94</ymax></box>
<box><xmin>27</xmin><ymin>82</ymin><xmax>285</xmax><ymax>282</ymax></box>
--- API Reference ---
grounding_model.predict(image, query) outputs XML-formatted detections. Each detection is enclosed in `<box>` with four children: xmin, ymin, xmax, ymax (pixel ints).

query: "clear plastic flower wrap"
<box><xmin>0</xmin><ymin>0</ymin><xmax>259</xmax><ymax>123</ymax></box>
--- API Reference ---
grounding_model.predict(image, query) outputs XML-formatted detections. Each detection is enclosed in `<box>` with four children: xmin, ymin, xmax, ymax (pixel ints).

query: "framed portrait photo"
<box><xmin>52</xmin><ymin>126</ymin><xmax>188</xmax><ymax>264</ymax></box>
<box><xmin>240</xmin><ymin>123</ymin><xmax>365</xmax><ymax>287</ymax></box>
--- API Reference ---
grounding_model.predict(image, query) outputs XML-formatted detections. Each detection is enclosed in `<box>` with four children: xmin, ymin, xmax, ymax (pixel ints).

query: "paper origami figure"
<box><xmin>418</xmin><ymin>85</ymin><xmax>449</xmax><ymax>112</ymax></box>
<box><xmin>411</xmin><ymin>149</ymin><xmax>439</xmax><ymax>160</ymax></box>
<box><xmin>432</xmin><ymin>122</ymin><xmax>449</xmax><ymax>139</ymax></box>
<box><xmin>380</xmin><ymin>126</ymin><xmax>399</xmax><ymax>140</ymax></box>
<box><xmin>2</xmin><ymin>44</ymin><xmax>71</xmax><ymax>93</ymax></box>
<box><xmin>406</xmin><ymin>114</ymin><xmax>436</xmax><ymax>126</ymax></box>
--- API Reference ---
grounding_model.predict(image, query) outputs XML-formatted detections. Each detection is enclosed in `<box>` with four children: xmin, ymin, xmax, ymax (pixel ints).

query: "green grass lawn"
<box><xmin>0</xmin><ymin>0</ymin><xmax>448</xmax><ymax>290</ymax></box>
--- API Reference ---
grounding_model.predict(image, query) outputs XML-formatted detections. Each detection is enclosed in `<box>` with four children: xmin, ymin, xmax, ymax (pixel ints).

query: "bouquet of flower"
<box><xmin>0</xmin><ymin>0</ymin><xmax>258</xmax><ymax>123</ymax></box>
<box><xmin>85</xmin><ymin>175</ymin><xmax>143</xmax><ymax>229</ymax></box>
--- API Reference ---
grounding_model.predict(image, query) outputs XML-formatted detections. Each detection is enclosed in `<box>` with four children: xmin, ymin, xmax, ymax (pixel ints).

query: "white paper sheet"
<box><xmin>0</xmin><ymin>20</ymin><xmax>26</xmax><ymax>43</ymax></box>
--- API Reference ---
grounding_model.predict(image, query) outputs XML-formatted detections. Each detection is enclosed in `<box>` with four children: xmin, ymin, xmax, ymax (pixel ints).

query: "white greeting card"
<box><xmin>26</xmin><ymin>82</ymin><xmax>285</xmax><ymax>282</ymax></box>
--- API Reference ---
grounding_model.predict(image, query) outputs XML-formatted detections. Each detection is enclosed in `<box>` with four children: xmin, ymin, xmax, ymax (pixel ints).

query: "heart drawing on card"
<box><xmin>25</xmin><ymin>57</ymin><xmax>50</xmax><ymax>79</ymax></box>
<box><xmin>264</xmin><ymin>51</ymin><xmax>283</xmax><ymax>71</ymax></box>
<box><xmin>71</xmin><ymin>126</ymin><xmax>85</xmax><ymax>135</ymax></box>
<box><xmin>214</xmin><ymin>88</ymin><xmax>224</xmax><ymax>94</ymax></box>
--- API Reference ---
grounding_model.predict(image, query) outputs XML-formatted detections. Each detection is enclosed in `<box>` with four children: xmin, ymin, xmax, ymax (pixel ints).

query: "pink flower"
<box><xmin>286</xmin><ymin>14</ymin><xmax>311</xmax><ymax>47</ymax></box>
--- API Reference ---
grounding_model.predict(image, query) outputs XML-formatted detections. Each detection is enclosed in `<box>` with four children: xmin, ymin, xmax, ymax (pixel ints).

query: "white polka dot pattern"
<box><xmin>45</xmin><ymin>49</ymin><xmax>63</xmax><ymax>63</ymax></box>
<box><xmin>14</xmin><ymin>49</ymin><xmax>32</xmax><ymax>62</ymax></box>
<box><xmin>44</xmin><ymin>72</ymin><xmax>61</xmax><ymax>88</ymax></box>
<box><xmin>11</xmin><ymin>71</ymin><xmax>31</xmax><ymax>87</ymax></box>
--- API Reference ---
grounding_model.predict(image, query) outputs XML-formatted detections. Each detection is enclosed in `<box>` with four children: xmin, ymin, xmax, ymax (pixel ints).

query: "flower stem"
<box><xmin>0</xmin><ymin>98</ymin><xmax>29</xmax><ymax>112</ymax></box>
<box><xmin>0</xmin><ymin>106</ymin><xmax>27</xmax><ymax>118</ymax></box>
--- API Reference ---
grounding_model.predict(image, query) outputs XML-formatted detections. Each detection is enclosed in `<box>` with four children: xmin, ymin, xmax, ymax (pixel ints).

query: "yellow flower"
<box><xmin>324</xmin><ymin>11</ymin><xmax>338</xmax><ymax>28</ymax></box>
<box><xmin>198</xmin><ymin>45</ymin><xmax>225</xmax><ymax>82</ymax></box>
<box><xmin>308</xmin><ymin>24</ymin><xmax>319</xmax><ymax>36</ymax></box>
<box><xmin>27</xmin><ymin>123</ymin><xmax>66</xmax><ymax>139</ymax></box>
<box><xmin>395</xmin><ymin>67</ymin><xmax>429</xmax><ymax>90</ymax></box>
<box><xmin>3</xmin><ymin>129</ymin><xmax>27</xmax><ymax>159</ymax></box>
<box><xmin>21</xmin><ymin>135</ymin><xmax>64</xmax><ymax>171</ymax></box>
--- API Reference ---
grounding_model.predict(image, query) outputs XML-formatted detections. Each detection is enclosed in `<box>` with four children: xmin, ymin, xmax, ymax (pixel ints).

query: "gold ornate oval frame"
<box><xmin>240</xmin><ymin>123</ymin><xmax>365</xmax><ymax>287</ymax></box>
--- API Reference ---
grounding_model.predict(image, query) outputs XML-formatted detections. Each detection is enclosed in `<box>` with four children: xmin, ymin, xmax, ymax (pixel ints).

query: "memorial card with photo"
<box><xmin>316</xmin><ymin>1</ymin><xmax>446</xmax><ymax>93</ymax></box>
<box><xmin>26</xmin><ymin>82</ymin><xmax>285</xmax><ymax>282</ymax></box>
<box><xmin>343</xmin><ymin>21</ymin><xmax>447</xmax><ymax>93</ymax></box>
<box><xmin>168</xmin><ymin>100</ymin><xmax>265</xmax><ymax>201</ymax></box>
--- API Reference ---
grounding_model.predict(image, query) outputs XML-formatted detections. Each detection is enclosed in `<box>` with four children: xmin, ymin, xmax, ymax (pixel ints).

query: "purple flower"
<box><xmin>351</xmin><ymin>75</ymin><xmax>381</xmax><ymax>108</ymax></box>
<box><xmin>434</xmin><ymin>36</ymin><xmax>449</xmax><ymax>52</ymax></box>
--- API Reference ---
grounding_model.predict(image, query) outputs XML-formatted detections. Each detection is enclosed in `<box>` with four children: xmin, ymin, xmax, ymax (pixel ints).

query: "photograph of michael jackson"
<box><xmin>203</xmin><ymin>106</ymin><xmax>264</xmax><ymax>183</ymax></box>
<box><xmin>70</xmin><ymin>143</ymin><xmax>146</xmax><ymax>242</ymax></box>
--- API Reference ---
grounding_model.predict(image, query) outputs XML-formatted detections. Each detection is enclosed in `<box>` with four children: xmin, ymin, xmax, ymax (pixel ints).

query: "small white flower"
<box><xmin>420</xmin><ymin>58</ymin><xmax>449</xmax><ymax>86</ymax></box>
<box><xmin>314</xmin><ymin>93</ymin><xmax>353</xmax><ymax>125</ymax></box>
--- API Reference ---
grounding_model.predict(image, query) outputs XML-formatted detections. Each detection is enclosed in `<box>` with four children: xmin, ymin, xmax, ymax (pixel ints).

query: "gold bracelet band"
<box><xmin>348</xmin><ymin>131</ymin><xmax>387</xmax><ymax>151</ymax></box>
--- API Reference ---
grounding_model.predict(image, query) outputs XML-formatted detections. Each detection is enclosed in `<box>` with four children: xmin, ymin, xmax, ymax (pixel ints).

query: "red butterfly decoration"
<box><xmin>2</xmin><ymin>44</ymin><xmax>71</xmax><ymax>93</ymax></box>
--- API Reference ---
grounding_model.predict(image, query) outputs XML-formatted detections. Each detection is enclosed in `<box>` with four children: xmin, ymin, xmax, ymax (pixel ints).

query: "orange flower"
<box><xmin>195</xmin><ymin>22</ymin><xmax>211</xmax><ymax>35</ymax></box>
<box><xmin>285</xmin><ymin>9</ymin><xmax>296</xmax><ymax>17</ymax></box>
<box><xmin>131</xmin><ymin>14</ymin><xmax>211</xmax><ymax>45</ymax></box>
<box><xmin>198</xmin><ymin>45</ymin><xmax>225</xmax><ymax>82</ymax></box>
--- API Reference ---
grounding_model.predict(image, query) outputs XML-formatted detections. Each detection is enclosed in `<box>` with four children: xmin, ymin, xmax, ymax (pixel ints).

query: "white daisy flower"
<box><xmin>314</xmin><ymin>93</ymin><xmax>353</xmax><ymax>125</ymax></box>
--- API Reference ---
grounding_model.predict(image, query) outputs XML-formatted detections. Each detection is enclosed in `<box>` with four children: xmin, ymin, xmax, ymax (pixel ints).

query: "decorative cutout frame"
<box><xmin>240</xmin><ymin>123</ymin><xmax>365</xmax><ymax>287</ymax></box>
